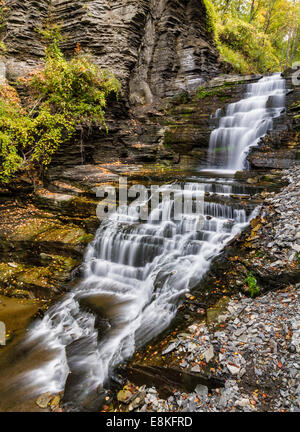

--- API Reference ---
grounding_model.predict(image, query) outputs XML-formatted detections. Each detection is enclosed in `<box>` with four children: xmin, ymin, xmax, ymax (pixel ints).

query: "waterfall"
<box><xmin>22</xmin><ymin>182</ymin><xmax>251</xmax><ymax>398</ymax></box>
<box><xmin>208</xmin><ymin>73</ymin><xmax>286</xmax><ymax>172</ymax></box>
<box><xmin>17</xmin><ymin>74</ymin><xmax>285</xmax><ymax>405</ymax></box>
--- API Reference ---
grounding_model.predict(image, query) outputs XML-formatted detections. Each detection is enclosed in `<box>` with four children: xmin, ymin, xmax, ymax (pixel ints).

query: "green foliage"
<box><xmin>31</xmin><ymin>25</ymin><xmax>121</xmax><ymax>128</ymax></box>
<box><xmin>196</xmin><ymin>81</ymin><xmax>241</xmax><ymax>100</ymax></box>
<box><xmin>203</xmin><ymin>0</ymin><xmax>219</xmax><ymax>41</ymax></box>
<box><xmin>0</xmin><ymin>96</ymin><xmax>74</xmax><ymax>183</ymax></box>
<box><xmin>0</xmin><ymin>25</ymin><xmax>121</xmax><ymax>184</ymax></box>
<box><xmin>39</xmin><ymin>25</ymin><xmax>64</xmax><ymax>61</ymax></box>
<box><xmin>0</xmin><ymin>100</ymin><xmax>30</xmax><ymax>183</ymax></box>
<box><xmin>196</xmin><ymin>82</ymin><xmax>236</xmax><ymax>99</ymax></box>
<box><xmin>196</xmin><ymin>86</ymin><xmax>217</xmax><ymax>99</ymax></box>
<box><xmin>244</xmin><ymin>272</ymin><xmax>260</xmax><ymax>298</ymax></box>
<box><xmin>218</xmin><ymin>18</ymin><xmax>280</xmax><ymax>73</ymax></box>
<box><xmin>31</xmin><ymin>53</ymin><xmax>120</xmax><ymax>127</ymax></box>
<box><xmin>205</xmin><ymin>0</ymin><xmax>300</xmax><ymax>74</ymax></box>
<box><xmin>0</xmin><ymin>0</ymin><xmax>8</xmax><ymax>54</ymax></box>
<box><xmin>30</xmin><ymin>109</ymin><xmax>75</xmax><ymax>168</ymax></box>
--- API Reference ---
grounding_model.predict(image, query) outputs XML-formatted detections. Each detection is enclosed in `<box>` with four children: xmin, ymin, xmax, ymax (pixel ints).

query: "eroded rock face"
<box><xmin>4</xmin><ymin>0</ymin><xmax>220</xmax><ymax>102</ymax></box>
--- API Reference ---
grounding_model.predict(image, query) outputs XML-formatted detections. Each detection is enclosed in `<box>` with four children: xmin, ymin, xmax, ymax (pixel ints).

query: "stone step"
<box><xmin>47</xmin><ymin>181</ymin><xmax>87</xmax><ymax>197</ymax></box>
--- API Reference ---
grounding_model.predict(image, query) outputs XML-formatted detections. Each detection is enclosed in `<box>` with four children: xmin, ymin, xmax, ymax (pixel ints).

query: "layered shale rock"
<box><xmin>128</xmin><ymin>0</ymin><xmax>221</xmax><ymax>103</ymax></box>
<box><xmin>4</xmin><ymin>0</ymin><xmax>220</xmax><ymax>101</ymax></box>
<box><xmin>247</xmin><ymin>69</ymin><xmax>300</xmax><ymax>169</ymax></box>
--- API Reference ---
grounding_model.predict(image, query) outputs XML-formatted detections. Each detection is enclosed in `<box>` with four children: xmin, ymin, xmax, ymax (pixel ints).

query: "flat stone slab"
<box><xmin>36</xmin><ymin>189</ymin><xmax>74</xmax><ymax>203</ymax></box>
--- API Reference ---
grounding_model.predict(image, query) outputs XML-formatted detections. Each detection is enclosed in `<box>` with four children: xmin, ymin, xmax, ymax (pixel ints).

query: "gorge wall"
<box><xmin>2</xmin><ymin>0</ymin><xmax>225</xmax><ymax>171</ymax></box>
<box><xmin>4</xmin><ymin>0</ymin><xmax>221</xmax><ymax>103</ymax></box>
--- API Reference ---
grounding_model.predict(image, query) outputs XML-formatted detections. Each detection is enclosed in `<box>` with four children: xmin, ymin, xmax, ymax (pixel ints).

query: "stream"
<box><xmin>0</xmin><ymin>73</ymin><xmax>286</xmax><ymax>411</ymax></box>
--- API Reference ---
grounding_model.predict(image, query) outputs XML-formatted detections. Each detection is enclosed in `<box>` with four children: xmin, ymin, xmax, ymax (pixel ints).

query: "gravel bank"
<box><xmin>131</xmin><ymin>284</ymin><xmax>299</xmax><ymax>412</ymax></box>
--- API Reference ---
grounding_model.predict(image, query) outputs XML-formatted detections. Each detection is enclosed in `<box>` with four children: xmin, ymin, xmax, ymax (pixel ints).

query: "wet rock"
<box><xmin>128</xmin><ymin>391</ymin><xmax>146</xmax><ymax>411</ymax></box>
<box><xmin>49</xmin><ymin>395</ymin><xmax>61</xmax><ymax>411</ymax></box>
<box><xmin>227</xmin><ymin>364</ymin><xmax>241</xmax><ymax>375</ymax></box>
<box><xmin>81</xmin><ymin>388</ymin><xmax>108</xmax><ymax>412</ymax></box>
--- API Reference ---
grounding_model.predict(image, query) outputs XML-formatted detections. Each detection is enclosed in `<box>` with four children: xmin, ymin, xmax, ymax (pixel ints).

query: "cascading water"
<box><xmin>20</xmin><ymin>183</ymin><xmax>250</xmax><ymax>400</ymax></box>
<box><xmin>4</xmin><ymin>74</ymin><xmax>286</xmax><ymax>408</ymax></box>
<box><xmin>208</xmin><ymin>73</ymin><xmax>286</xmax><ymax>172</ymax></box>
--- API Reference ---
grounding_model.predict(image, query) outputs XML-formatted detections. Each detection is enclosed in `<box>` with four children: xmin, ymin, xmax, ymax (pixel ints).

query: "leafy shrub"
<box><xmin>0</xmin><ymin>25</ymin><xmax>121</xmax><ymax>184</ymax></box>
<box><xmin>0</xmin><ymin>87</ymin><xmax>27</xmax><ymax>183</ymax></box>
<box><xmin>0</xmin><ymin>0</ymin><xmax>8</xmax><ymax>54</ymax></box>
<box><xmin>29</xmin><ymin>27</ymin><xmax>121</xmax><ymax>127</ymax></box>
<box><xmin>0</xmin><ymin>88</ymin><xmax>74</xmax><ymax>183</ymax></box>
<box><xmin>203</xmin><ymin>2</ymin><xmax>288</xmax><ymax>74</ymax></box>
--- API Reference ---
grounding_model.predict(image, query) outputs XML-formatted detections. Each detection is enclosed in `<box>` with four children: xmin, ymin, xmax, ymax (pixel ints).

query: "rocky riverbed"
<box><xmin>239</xmin><ymin>166</ymin><xmax>300</xmax><ymax>288</ymax></box>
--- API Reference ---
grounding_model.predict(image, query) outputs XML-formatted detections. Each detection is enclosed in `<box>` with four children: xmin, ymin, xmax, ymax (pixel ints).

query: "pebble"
<box><xmin>204</xmin><ymin>345</ymin><xmax>214</xmax><ymax>363</ymax></box>
<box><xmin>236</xmin><ymin>398</ymin><xmax>250</xmax><ymax>408</ymax></box>
<box><xmin>36</xmin><ymin>392</ymin><xmax>53</xmax><ymax>409</ymax></box>
<box><xmin>195</xmin><ymin>385</ymin><xmax>208</xmax><ymax>401</ymax></box>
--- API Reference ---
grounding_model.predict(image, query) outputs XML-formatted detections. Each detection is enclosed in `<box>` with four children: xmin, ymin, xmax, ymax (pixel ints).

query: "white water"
<box><xmin>208</xmin><ymin>73</ymin><xmax>286</xmax><ymax>171</ymax></box>
<box><xmin>17</xmin><ymin>74</ymin><xmax>285</xmax><ymax>404</ymax></box>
